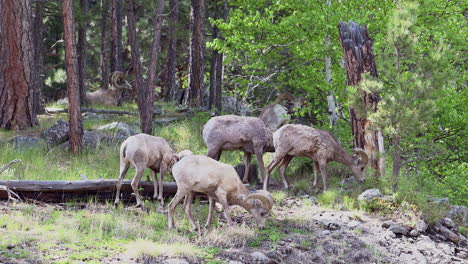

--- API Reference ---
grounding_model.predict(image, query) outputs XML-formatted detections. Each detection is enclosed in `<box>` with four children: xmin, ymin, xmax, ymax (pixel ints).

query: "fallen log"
<box><xmin>0</xmin><ymin>179</ymin><xmax>178</xmax><ymax>203</ymax></box>
<box><xmin>45</xmin><ymin>107</ymin><xmax>137</xmax><ymax>116</ymax></box>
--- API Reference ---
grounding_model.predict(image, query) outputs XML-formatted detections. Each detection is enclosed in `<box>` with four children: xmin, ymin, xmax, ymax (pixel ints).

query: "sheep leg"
<box><xmin>263</xmin><ymin>153</ymin><xmax>286</xmax><ymax>191</ymax></box>
<box><xmin>255</xmin><ymin>149</ymin><xmax>266</xmax><ymax>183</ymax></box>
<box><xmin>207</xmin><ymin>147</ymin><xmax>221</xmax><ymax>160</ymax></box>
<box><xmin>150</xmin><ymin>168</ymin><xmax>158</xmax><ymax>200</ymax></box>
<box><xmin>158</xmin><ymin>163</ymin><xmax>168</xmax><ymax>206</ymax></box>
<box><xmin>279</xmin><ymin>155</ymin><xmax>293</xmax><ymax>189</ymax></box>
<box><xmin>318</xmin><ymin>161</ymin><xmax>328</xmax><ymax>191</ymax></box>
<box><xmin>242</xmin><ymin>152</ymin><xmax>252</xmax><ymax>183</ymax></box>
<box><xmin>183</xmin><ymin>192</ymin><xmax>197</xmax><ymax>230</ymax></box>
<box><xmin>167</xmin><ymin>190</ymin><xmax>186</xmax><ymax>229</ymax></box>
<box><xmin>216</xmin><ymin>190</ymin><xmax>233</xmax><ymax>226</ymax></box>
<box><xmin>114</xmin><ymin>162</ymin><xmax>130</xmax><ymax>205</ymax></box>
<box><xmin>131</xmin><ymin>166</ymin><xmax>145</xmax><ymax>209</ymax></box>
<box><xmin>205</xmin><ymin>196</ymin><xmax>215</xmax><ymax>228</ymax></box>
<box><xmin>312</xmin><ymin>161</ymin><xmax>319</xmax><ymax>188</ymax></box>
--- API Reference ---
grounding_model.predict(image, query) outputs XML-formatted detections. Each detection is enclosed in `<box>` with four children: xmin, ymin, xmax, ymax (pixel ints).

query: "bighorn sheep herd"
<box><xmin>114</xmin><ymin>92</ymin><xmax>369</xmax><ymax>229</ymax></box>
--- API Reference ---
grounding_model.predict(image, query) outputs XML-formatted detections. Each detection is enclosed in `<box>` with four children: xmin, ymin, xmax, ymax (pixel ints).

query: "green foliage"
<box><xmin>318</xmin><ymin>189</ymin><xmax>339</xmax><ymax>208</ymax></box>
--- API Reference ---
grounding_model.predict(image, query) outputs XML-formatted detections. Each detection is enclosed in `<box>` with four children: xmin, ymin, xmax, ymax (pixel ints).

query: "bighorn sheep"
<box><xmin>86</xmin><ymin>71</ymin><xmax>132</xmax><ymax>105</ymax></box>
<box><xmin>263</xmin><ymin>124</ymin><xmax>368</xmax><ymax>191</ymax></box>
<box><xmin>202</xmin><ymin>115</ymin><xmax>274</xmax><ymax>184</ymax></box>
<box><xmin>114</xmin><ymin>133</ymin><xmax>185</xmax><ymax>208</ymax></box>
<box><xmin>258</xmin><ymin>92</ymin><xmax>305</xmax><ymax>131</ymax></box>
<box><xmin>168</xmin><ymin>155</ymin><xmax>274</xmax><ymax>229</ymax></box>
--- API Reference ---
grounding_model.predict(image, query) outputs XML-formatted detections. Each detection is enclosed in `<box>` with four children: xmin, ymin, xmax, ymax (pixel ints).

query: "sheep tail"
<box><xmin>122</xmin><ymin>143</ymin><xmax>127</xmax><ymax>159</ymax></box>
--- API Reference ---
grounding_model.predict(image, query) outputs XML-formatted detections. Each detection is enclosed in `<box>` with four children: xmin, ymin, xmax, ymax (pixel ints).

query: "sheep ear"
<box><xmin>247</xmin><ymin>190</ymin><xmax>274</xmax><ymax>212</ymax></box>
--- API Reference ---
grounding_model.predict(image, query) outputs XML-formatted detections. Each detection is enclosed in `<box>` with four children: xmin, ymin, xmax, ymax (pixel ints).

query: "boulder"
<box><xmin>415</xmin><ymin>219</ymin><xmax>428</xmax><ymax>233</ymax></box>
<box><xmin>97</xmin><ymin>122</ymin><xmax>136</xmax><ymax>141</ymax></box>
<box><xmin>82</xmin><ymin>130</ymin><xmax>110</xmax><ymax>148</ymax></box>
<box><xmin>442</xmin><ymin>217</ymin><xmax>455</xmax><ymax>229</ymax></box>
<box><xmin>41</xmin><ymin>119</ymin><xmax>69</xmax><ymax>146</ymax></box>
<box><xmin>358</xmin><ymin>189</ymin><xmax>383</xmax><ymax>202</ymax></box>
<box><xmin>222</xmin><ymin>96</ymin><xmax>251</xmax><ymax>116</ymax></box>
<box><xmin>9</xmin><ymin>136</ymin><xmax>45</xmax><ymax>150</ymax></box>
<box><xmin>438</xmin><ymin>224</ymin><xmax>460</xmax><ymax>244</ymax></box>
<box><xmin>382</xmin><ymin>220</ymin><xmax>395</xmax><ymax>229</ymax></box>
<box><xmin>250</xmin><ymin>251</ymin><xmax>270</xmax><ymax>263</ymax></box>
<box><xmin>446</xmin><ymin>205</ymin><xmax>468</xmax><ymax>226</ymax></box>
<box><xmin>389</xmin><ymin>224</ymin><xmax>408</xmax><ymax>235</ymax></box>
<box><xmin>261</xmin><ymin>104</ymin><xmax>290</xmax><ymax>131</ymax></box>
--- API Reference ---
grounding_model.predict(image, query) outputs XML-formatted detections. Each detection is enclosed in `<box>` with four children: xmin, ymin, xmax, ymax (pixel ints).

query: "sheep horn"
<box><xmin>111</xmin><ymin>71</ymin><xmax>132</xmax><ymax>90</ymax></box>
<box><xmin>353</xmin><ymin>148</ymin><xmax>368</xmax><ymax>165</ymax></box>
<box><xmin>246</xmin><ymin>190</ymin><xmax>273</xmax><ymax>212</ymax></box>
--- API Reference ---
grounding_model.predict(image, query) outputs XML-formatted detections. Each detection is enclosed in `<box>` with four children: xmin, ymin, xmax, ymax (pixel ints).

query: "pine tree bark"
<box><xmin>126</xmin><ymin>0</ymin><xmax>152</xmax><ymax>134</ymax></box>
<box><xmin>100</xmin><ymin>0</ymin><xmax>110</xmax><ymax>90</ymax></box>
<box><xmin>164</xmin><ymin>0</ymin><xmax>179</xmax><ymax>101</ymax></box>
<box><xmin>77</xmin><ymin>0</ymin><xmax>89</xmax><ymax>105</ymax></box>
<box><xmin>110</xmin><ymin>0</ymin><xmax>123</xmax><ymax>72</ymax></box>
<box><xmin>338</xmin><ymin>21</ymin><xmax>385</xmax><ymax>177</ymax></box>
<box><xmin>33</xmin><ymin>0</ymin><xmax>46</xmax><ymax>114</ymax></box>
<box><xmin>185</xmin><ymin>0</ymin><xmax>205</xmax><ymax>107</ymax></box>
<box><xmin>209</xmin><ymin>0</ymin><xmax>227</xmax><ymax>112</ymax></box>
<box><xmin>62</xmin><ymin>0</ymin><xmax>83</xmax><ymax>154</ymax></box>
<box><xmin>148</xmin><ymin>0</ymin><xmax>165</xmax><ymax>101</ymax></box>
<box><xmin>0</xmin><ymin>0</ymin><xmax>38</xmax><ymax>130</ymax></box>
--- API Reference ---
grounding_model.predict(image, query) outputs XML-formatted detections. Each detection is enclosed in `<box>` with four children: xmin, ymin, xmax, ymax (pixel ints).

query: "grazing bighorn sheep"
<box><xmin>263</xmin><ymin>124</ymin><xmax>368</xmax><ymax>191</ymax></box>
<box><xmin>168</xmin><ymin>155</ymin><xmax>274</xmax><ymax>229</ymax></box>
<box><xmin>86</xmin><ymin>71</ymin><xmax>132</xmax><ymax>105</ymax></box>
<box><xmin>258</xmin><ymin>92</ymin><xmax>305</xmax><ymax>131</ymax></box>
<box><xmin>114</xmin><ymin>133</ymin><xmax>184</xmax><ymax>208</ymax></box>
<box><xmin>202</xmin><ymin>115</ymin><xmax>274</xmax><ymax>184</ymax></box>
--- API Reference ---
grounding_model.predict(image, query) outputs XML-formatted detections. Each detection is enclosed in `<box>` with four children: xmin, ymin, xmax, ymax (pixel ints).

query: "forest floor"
<box><xmin>0</xmin><ymin>190</ymin><xmax>466</xmax><ymax>264</ymax></box>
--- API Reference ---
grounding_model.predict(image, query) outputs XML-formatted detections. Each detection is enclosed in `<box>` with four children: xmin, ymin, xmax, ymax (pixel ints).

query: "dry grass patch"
<box><xmin>198</xmin><ymin>224</ymin><xmax>257</xmax><ymax>248</ymax></box>
<box><xmin>125</xmin><ymin>239</ymin><xmax>201</xmax><ymax>259</ymax></box>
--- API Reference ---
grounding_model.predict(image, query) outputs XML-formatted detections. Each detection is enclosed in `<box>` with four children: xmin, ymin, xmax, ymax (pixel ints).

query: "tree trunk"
<box><xmin>33</xmin><ymin>0</ymin><xmax>46</xmax><ymax>114</ymax></box>
<box><xmin>62</xmin><ymin>0</ymin><xmax>83</xmax><ymax>154</ymax></box>
<box><xmin>392</xmin><ymin>135</ymin><xmax>401</xmax><ymax>190</ymax></box>
<box><xmin>164</xmin><ymin>0</ymin><xmax>179</xmax><ymax>101</ymax></box>
<box><xmin>184</xmin><ymin>0</ymin><xmax>205</xmax><ymax>107</ymax></box>
<box><xmin>148</xmin><ymin>0</ymin><xmax>165</xmax><ymax>102</ymax></box>
<box><xmin>0</xmin><ymin>0</ymin><xmax>38</xmax><ymax>130</ymax></box>
<box><xmin>338</xmin><ymin>21</ymin><xmax>385</xmax><ymax>177</ymax></box>
<box><xmin>77</xmin><ymin>0</ymin><xmax>89</xmax><ymax>105</ymax></box>
<box><xmin>208</xmin><ymin>9</ymin><xmax>219</xmax><ymax>110</ymax></box>
<box><xmin>126</xmin><ymin>0</ymin><xmax>152</xmax><ymax>134</ymax></box>
<box><xmin>110</xmin><ymin>0</ymin><xmax>123</xmax><ymax>72</ymax></box>
<box><xmin>100</xmin><ymin>0</ymin><xmax>110</xmax><ymax>90</ymax></box>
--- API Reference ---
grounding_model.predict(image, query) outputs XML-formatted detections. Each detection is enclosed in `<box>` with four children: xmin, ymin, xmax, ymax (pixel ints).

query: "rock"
<box><xmin>347</xmin><ymin>220</ymin><xmax>360</xmax><ymax>229</ymax></box>
<box><xmin>447</xmin><ymin>205</ymin><xmax>468</xmax><ymax>226</ymax></box>
<box><xmin>358</xmin><ymin>189</ymin><xmax>383</xmax><ymax>202</ymax></box>
<box><xmin>415</xmin><ymin>219</ymin><xmax>428</xmax><ymax>233</ymax></box>
<box><xmin>154</xmin><ymin>117</ymin><xmax>182</xmax><ymax>126</ymax></box>
<box><xmin>438</xmin><ymin>224</ymin><xmax>460</xmax><ymax>244</ymax></box>
<box><xmin>41</xmin><ymin>119</ymin><xmax>69</xmax><ymax>146</ymax></box>
<box><xmin>308</xmin><ymin>196</ymin><xmax>319</xmax><ymax>205</ymax></box>
<box><xmin>9</xmin><ymin>136</ymin><xmax>45</xmax><ymax>150</ymax></box>
<box><xmin>222</xmin><ymin>96</ymin><xmax>251</xmax><ymax>116</ymax></box>
<box><xmin>321</xmin><ymin>219</ymin><xmax>341</xmax><ymax>230</ymax></box>
<box><xmin>261</xmin><ymin>104</ymin><xmax>291</xmax><ymax>131</ymax></box>
<box><xmin>442</xmin><ymin>217</ymin><xmax>455</xmax><ymax>229</ymax></box>
<box><xmin>97</xmin><ymin>121</ymin><xmax>136</xmax><ymax>141</ymax></box>
<box><xmin>82</xmin><ymin>130</ymin><xmax>110</xmax><ymax>148</ymax></box>
<box><xmin>382</xmin><ymin>220</ymin><xmax>395</xmax><ymax>229</ymax></box>
<box><xmin>427</xmin><ymin>196</ymin><xmax>450</xmax><ymax>205</ymax></box>
<box><xmin>163</xmin><ymin>258</ymin><xmax>189</xmax><ymax>264</ymax></box>
<box><xmin>321</xmin><ymin>230</ymin><xmax>331</xmax><ymax>236</ymax></box>
<box><xmin>410</xmin><ymin>229</ymin><xmax>420</xmax><ymax>237</ymax></box>
<box><xmin>389</xmin><ymin>224</ymin><xmax>408</xmax><ymax>235</ymax></box>
<box><xmin>250</xmin><ymin>251</ymin><xmax>269</xmax><ymax>263</ymax></box>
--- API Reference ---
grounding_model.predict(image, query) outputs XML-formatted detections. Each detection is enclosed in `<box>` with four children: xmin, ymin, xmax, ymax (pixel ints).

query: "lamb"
<box><xmin>168</xmin><ymin>155</ymin><xmax>274</xmax><ymax>229</ymax></box>
<box><xmin>114</xmin><ymin>133</ymin><xmax>184</xmax><ymax>208</ymax></box>
<box><xmin>202</xmin><ymin>115</ymin><xmax>274</xmax><ymax>184</ymax></box>
<box><xmin>263</xmin><ymin>124</ymin><xmax>368</xmax><ymax>191</ymax></box>
<box><xmin>86</xmin><ymin>71</ymin><xmax>132</xmax><ymax>105</ymax></box>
